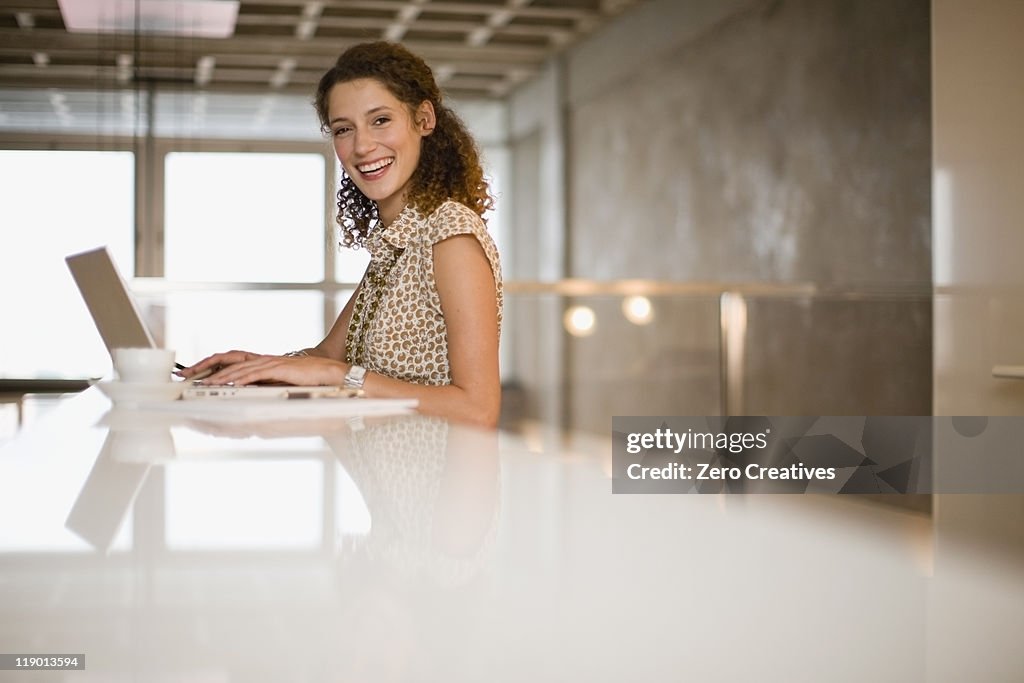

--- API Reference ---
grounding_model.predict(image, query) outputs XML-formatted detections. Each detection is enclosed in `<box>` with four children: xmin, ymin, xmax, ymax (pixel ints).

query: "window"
<box><xmin>0</xmin><ymin>150</ymin><xmax>134</xmax><ymax>378</ymax></box>
<box><xmin>164</xmin><ymin>151</ymin><xmax>326</xmax><ymax>282</ymax></box>
<box><xmin>162</xmin><ymin>290</ymin><xmax>326</xmax><ymax>364</ymax></box>
<box><xmin>159</xmin><ymin>150</ymin><xmax>334</xmax><ymax>360</ymax></box>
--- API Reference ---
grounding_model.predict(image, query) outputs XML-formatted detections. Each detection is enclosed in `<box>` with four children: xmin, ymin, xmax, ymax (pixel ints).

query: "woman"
<box><xmin>179</xmin><ymin>42</ymin><xmax>502</xmax><ymax>428</ymax></box>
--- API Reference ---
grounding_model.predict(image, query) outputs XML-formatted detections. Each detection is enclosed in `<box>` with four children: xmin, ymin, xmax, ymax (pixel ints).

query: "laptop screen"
<box><xmin>65</xmin><ymin>247</ymin><xmax>155</xmax><ymax>353</ymax></box>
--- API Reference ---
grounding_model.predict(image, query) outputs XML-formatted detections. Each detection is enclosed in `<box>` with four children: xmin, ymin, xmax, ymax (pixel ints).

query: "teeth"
<box><xmin>358</xmin><ymin>158</ymin><xmax>393</xmax><ymax>173</ymax></box>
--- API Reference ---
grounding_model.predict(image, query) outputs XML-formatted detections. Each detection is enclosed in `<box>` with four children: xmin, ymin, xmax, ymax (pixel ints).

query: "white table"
<box><xmin>0</xmin><ymin>388</ymin><xmax>1020</xmax><ymax>681</ymax></box>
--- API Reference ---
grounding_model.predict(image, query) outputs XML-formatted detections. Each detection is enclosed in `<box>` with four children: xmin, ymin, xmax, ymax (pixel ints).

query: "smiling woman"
<box><xmin>179</xmin><ymin>42</ymin><xmax>503</xmax><ymax>428</ymax></box>
<box><xmin>327</xmin><ymin>78</ymin><xmax>432</xmax><ymax>229</ymax></box>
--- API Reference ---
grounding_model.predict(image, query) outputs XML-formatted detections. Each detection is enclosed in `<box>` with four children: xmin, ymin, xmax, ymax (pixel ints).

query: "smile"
<box><xmin>356</xmin><ymin>157</ymin><xmax>394</xmax><ymax>177</ymax></box>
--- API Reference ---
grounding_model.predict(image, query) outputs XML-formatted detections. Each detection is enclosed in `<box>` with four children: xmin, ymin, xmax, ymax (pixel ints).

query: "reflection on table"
<box><xmin>0</xmin><ymin>388</ymin><xmax>1020</xmax><ymax>682</ymax></box>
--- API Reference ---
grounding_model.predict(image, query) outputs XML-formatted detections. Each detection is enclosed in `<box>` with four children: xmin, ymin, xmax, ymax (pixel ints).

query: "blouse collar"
<box><xmin>371</xmin><ymin>204</ymin><xmax>419</xmax><ymax>255</ymax></box>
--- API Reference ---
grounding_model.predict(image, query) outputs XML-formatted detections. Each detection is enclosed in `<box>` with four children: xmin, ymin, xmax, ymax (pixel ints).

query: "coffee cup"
<box><xmin>112</xmin><ymin>347</ymin><xmax>176</xmax><ymax>383</ymax></box>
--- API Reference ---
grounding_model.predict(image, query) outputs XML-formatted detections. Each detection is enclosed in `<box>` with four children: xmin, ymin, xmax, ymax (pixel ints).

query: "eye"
<box><xmin>373</xmin><ymin>116</ymin><xmax>390</xmax><ymax>126</ymax></box>
<box><xmin>332</xmin><ymin>126</ymin><xmax>352</xmax><ymax>137</ymax></box>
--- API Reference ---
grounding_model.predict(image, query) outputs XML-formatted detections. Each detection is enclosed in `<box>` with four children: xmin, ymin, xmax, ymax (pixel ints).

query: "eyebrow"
<box><xmin>328</xmin><ymin>105</ymin><xmax>393</xmax><ymax>126</ymax></box>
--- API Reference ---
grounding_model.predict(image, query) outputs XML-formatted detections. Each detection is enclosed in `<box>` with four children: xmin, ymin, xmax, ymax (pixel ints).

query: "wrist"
<box><xmin>343</xmin><ymin>363</ymin><xmax>367</xmax><ymax>390</ymax></box>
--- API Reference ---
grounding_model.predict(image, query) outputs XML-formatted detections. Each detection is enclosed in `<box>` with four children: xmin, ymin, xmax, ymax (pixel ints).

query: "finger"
<box><xmin>221</xmin><ymin>358</ymin><xmax>304</xmax><ymax>387</ymax></box>
<box><xmin>200</xmin><ymin>366</ymin><xmax>239</xmax><ymax>385</ymax></box>
<box><xmin>189</xmin><ymin>366</ymin><xmax>218</xmax><ymax>381</ymax></box>
<box><xmin>180</xmin><ymin>354</ymin><xmax>228</xmax><ymax>377</ymax></box>
<box><xmin>182</xmin><ymin>361</ymin><xmax>225</xmax><ymax>380</ymax></box>
<box><xmin>228</xmin><ymin>359</ymin><xmax>291</xmax><ymax>386</ymax></box>
<box><xmin>184</xmin><ymin>350</ymin><xmax>259</xmax><ymax>377</ymax></box>
<box><xmin>202</xmin><ymin>357</ymin><xmax>278</xmax><ymax>385</ymax></box>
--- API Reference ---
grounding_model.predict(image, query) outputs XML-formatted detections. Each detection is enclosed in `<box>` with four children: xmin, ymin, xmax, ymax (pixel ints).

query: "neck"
<box><xmin>377</xmin><ymin>200</ymin><xmax>408</xmax><ymax>228</ymax></box>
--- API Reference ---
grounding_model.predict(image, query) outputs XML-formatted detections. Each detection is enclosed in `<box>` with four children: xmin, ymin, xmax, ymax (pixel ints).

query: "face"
<box><xmin>327</xmin><ymin>78</ymin><xmax>434</xmax><ymax>226</ymax></box>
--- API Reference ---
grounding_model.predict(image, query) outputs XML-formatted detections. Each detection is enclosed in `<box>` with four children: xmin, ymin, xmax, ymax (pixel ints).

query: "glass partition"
<box><xmin>499</xmin><ymin>289</ymin><xmax>931</xmax><ymax>435</ymax></box>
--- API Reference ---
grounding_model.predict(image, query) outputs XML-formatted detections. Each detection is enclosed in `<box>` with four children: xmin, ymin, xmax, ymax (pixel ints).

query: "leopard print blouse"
<box><xmin>344</xmin><ymin>200</ymin><xmax>503</xmax><ymax>386</ymax></box>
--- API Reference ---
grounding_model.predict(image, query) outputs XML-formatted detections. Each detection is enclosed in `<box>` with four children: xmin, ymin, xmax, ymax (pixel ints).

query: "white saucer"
<box><xmin>96</xmin><ymin>380</ymin><xmax>185</xmax><ymax>404</ymax></box>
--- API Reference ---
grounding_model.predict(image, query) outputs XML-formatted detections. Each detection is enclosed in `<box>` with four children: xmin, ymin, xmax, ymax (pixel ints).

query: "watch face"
<box><xmin>345</xmin><ymin>365</ymin><xmax>366</xmax><ymax>389</ymax></box>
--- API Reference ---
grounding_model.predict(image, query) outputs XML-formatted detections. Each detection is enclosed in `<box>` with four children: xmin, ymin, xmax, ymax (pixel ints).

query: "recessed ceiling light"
<box><xmin>58</xmin><ymin>0</ymin><xmax>239</xmax><ymax>39</ymax></box>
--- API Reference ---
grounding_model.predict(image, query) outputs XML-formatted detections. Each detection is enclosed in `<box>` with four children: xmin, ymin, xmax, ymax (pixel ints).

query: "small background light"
<box><xmin>622</xmin><ymin>295</ymin><xmax>653</xmax><ymax>325</ymax></box>
<box><xmin>564</xmin><ymin>305</ymin><xmax>596</xmax><ymax>337</ymax></box>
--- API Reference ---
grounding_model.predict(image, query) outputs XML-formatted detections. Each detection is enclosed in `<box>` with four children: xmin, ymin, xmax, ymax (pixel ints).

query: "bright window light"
<box><xmin>165</xmin><ymin>152</ymin><xmax>326</xmax><ymax>283</ymax></box>
<box><xmin>161</xmin><ymin>290</ymin><xmax>326</xmax><ymax>365</ymax></box>
<box><xmin>0</xmin><ymin>150</ymin><xmax>134</xmax><ymax>378</ymax></box>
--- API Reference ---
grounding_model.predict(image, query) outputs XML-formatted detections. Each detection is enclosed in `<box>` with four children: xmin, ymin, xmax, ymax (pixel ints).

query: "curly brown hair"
<box><xmin>314</xmin><ymin>41</ymin><xmax>494</xmax><ymax>249</ymax></box>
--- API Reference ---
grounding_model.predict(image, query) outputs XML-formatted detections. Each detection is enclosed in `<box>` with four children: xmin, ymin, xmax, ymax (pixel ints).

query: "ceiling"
<box><xmin>0</xmin><ymin>0</ymin><xmax>643</xmax><ymax>101</ymax></box>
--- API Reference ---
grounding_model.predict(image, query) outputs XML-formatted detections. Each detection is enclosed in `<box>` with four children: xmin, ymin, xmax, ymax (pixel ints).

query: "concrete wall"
<box><xmin>505</xmin><ymin>0</ymin><xmax>933</xmax><ymax>431</ymax></box>
<box><xmin>569</xmin><ymin>0</ymin><xmax>931</xmax><ymax>285</ymax></box>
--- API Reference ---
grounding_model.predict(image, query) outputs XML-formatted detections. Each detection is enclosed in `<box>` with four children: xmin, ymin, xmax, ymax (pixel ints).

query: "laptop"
<box><xmin>65</xmin><ymin>246</ymin><xmax>155</xmax><ymax>351</ymax></box>
<box><xmin>65</xmin><ymin>246</ymin><xmax>382</xmax><ymax>402</ymax></box>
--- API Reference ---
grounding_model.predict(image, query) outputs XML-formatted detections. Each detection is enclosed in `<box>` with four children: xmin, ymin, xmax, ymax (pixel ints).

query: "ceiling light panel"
<box><xmin>58</xmin><ymin>0</ymin><xmax>240</xmax><ymax>39</ymax></box>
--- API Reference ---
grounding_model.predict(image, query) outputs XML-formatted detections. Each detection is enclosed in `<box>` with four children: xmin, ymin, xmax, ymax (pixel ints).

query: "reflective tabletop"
<box><xmin>0</xmin><ymin>389</ymin><xmax>1021</xmax><ymax>682</ymax></box>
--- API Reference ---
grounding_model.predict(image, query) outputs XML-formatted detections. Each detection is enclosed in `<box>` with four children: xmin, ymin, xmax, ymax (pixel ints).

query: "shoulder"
<box><xmin>423</xmin><ymin>200</ymin><xmax>490</xmax><ymax>245</ymax></box>
<box><xmin>423</xmin><ymin>200</ymin><xmax>502</xmax><ymax>289</ymax></box>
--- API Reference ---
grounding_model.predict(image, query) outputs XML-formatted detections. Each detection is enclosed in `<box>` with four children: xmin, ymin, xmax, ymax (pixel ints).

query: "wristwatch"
<box><xmin>343</xmin><ymin>364</ymin><xmax>367</xmax><ymax>390</ymax></box>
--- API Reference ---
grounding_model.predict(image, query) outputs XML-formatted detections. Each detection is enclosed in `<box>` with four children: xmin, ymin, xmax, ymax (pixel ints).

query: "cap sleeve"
<box><xmin>425</xmin><ymin>201</ymin><xmax>486</xmax><ymax>243</ymax></box>
<box><xmin>425</xmin><ymin>201</ymin><xmax>502</xmax><ymax>284</ymax></box>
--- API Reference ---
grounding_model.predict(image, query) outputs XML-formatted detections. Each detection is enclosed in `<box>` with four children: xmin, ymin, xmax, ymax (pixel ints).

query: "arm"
<box><xmin>196</xmin><ymin>236</ymin><xmax>502</xmax><ymax>428</ymax></box>
<box><xmin>358</xmin><ymin>234</ymin><xmax>501</xmax><ymax>427</ymax></box>
<box><xmin>304</xmin><ymin>280</ymin><xmax>363</xmax><ymax>360</ymax></box>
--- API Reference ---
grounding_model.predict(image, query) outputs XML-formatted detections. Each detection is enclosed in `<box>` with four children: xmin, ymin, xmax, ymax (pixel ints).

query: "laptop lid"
<box><xmin>65</xmin><ymin>246</ymin><xmax>156</xmax><ymax>352</ymax></box>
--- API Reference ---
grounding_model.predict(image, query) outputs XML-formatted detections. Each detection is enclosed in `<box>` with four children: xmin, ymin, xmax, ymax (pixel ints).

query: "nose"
<box><xmin>352</xmin><ymin>127</ymin><xmax>376</xmax><ymax>157</ymax></box>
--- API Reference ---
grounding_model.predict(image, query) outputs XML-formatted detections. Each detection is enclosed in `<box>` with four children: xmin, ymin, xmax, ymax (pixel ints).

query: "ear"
<box><xmin>415</xmin><ymin>100</ymin><xmax>436</xmax><ymax>136</ymax></box>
